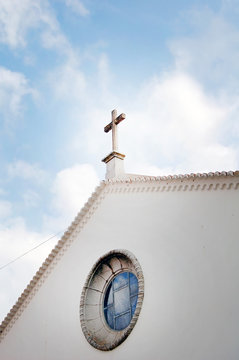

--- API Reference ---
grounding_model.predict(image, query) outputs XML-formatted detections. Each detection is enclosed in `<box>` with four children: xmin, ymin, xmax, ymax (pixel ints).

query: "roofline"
<box><xmin>105</xmin><ymin>170</ymin><xmax>239</xmax><ymax>183</ymax></box>
<box><xmin>1</xmin><ymin>169</ymin><xmax>238</xmax><ymax>339</ymax></box>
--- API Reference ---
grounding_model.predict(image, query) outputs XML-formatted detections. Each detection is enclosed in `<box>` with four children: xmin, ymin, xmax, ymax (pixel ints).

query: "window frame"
<box><xmin>80</xmin><ymin>249</ymin><xmax>144</xmax><ymax>351</ymax></box>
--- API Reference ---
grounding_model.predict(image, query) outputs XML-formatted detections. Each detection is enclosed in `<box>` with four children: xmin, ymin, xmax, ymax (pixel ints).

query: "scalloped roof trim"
<box><xmin>0</xmin><ymin>169</ymin><xmax>238</xmax><ymax>338</ymax></box>
<box><xmin>105</xmin><ymin>170</ymin><xmax>239</xmax><ymax>183</ymax></box>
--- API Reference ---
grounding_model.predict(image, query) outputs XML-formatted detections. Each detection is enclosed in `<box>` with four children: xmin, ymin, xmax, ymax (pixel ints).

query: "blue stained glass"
<box><xmin>114</xmin><ymin>287</ymin><xmax>130</xmax><ymax>315</ymax></box>
<box><xmin>104</xmin><ymin>272</ymin><xmax>139</xmax><ymax>331</ymax></box>
<box><xmin>130</xmin><ymin>295</ymin><xmax>138</xmax><ymax>314</ymax></box>
<box><xmin>104</xmin><ymin>306</ymin><xmax>114</xmax><ymax>329</ymax></box>
<box><xmin>113</xmin><ymin>272</ymin><xmax>128</xmax><ymax>290</ymax></box>
<box><xmin>115</xmin><ymin>312</ymin><xmax>131</xmax><ymax>331</ymax></box>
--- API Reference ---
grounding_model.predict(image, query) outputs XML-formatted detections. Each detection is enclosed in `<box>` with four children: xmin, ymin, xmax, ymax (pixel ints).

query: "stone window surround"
<box><xmin>80</xmin><ymin>249</ymin><xmax>144</xmax><ymax>351</ymax></box>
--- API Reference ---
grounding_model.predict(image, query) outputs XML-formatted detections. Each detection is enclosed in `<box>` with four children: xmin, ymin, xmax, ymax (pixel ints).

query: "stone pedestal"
<box><xmin>102</xmin><ymin>151</ymin><xmax>125</xmax><ymax>179</ymax></box>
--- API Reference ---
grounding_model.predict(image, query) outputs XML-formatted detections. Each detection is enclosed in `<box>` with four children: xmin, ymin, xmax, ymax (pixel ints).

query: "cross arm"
<box><xmin>104</xmin><ymin>113</ymin><xmax>126</xmax><ymax>133</ymax></box>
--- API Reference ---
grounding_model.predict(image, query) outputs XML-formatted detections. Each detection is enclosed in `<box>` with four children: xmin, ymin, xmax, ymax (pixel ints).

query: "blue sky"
<box><xmin>0</xmin><ymin>0</ymin><xmax>239</xmax><ymax>321</ymax></box>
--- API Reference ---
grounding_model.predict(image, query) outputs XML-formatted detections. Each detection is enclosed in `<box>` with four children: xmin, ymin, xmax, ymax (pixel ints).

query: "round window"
<box><xmin>80</xmin><ymin>250</ymin><xmax>144</xmax><ymax>351</ymax></box>
<box><xmin>104</xmin><ymin>272</ymin><xmax>138</xmax><ymax>331</ymax></box>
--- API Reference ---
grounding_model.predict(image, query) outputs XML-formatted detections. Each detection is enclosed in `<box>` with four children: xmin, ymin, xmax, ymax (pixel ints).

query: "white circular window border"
<box><xmin>80</xmin><ymin>249</ymin><xmax>144</xmax><ymax>351</ymax></box>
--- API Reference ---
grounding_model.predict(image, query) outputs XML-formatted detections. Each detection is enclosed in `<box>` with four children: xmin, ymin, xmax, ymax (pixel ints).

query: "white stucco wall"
<box><xmin>1</xmin><ymin>176</ymin><xmax>239</xmax><ymax>360</ymax></box>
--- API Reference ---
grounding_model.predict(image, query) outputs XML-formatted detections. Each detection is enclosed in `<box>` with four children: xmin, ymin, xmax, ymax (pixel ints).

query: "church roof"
<box><xmin>1</xmin><ymin>169</ymin><xmax>239</xmax><ymax>339</ymax></box>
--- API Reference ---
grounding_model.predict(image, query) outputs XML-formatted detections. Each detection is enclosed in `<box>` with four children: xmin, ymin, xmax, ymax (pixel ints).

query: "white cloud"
<box><xmin>51</xmin><ymin>163</ymin><xmax>99</xmax><ymax>219</ymax></box>
<box><xmin>0</xmin><ymin>0</ymin><xmax>34</xmax><ymax>47</ymax></box>
<box><xmin>0</xmin><ymin>67</ymin><xmax>34</xmax><ymax>125</ymax></box>
<box><xmin>121</xmin><ymin>71</ymin><xmax>238</xmax><ymax>174</ymax></box>
<box><xmin>8</xmin><ymin>160</ymin><xmax>47</xmax><ymax>184</ymax></box>
<box><xmin>48</xmin><ymin>55</ymin><xmax>86</xmax><ymax>101</ymax></box>
<box><xmin>0</xmin><ymin>0</ymin><xmax>71</xmax><ymax>53</ymax></box>
<box><xmin>40</xmin><ymin>19</ymin><xmax>72</xmax><ymax>55</ymax></box>
<box><xmin>64</xmin><ymin>0</ymin><xmax>89</xmax><ymax>16</ymax></box>
<box><xmin>0</xmin><ymin>218</ymin><xmax>47</xmax><ymax>266</ymax></box>
<box><xmin>0</xmin><ymin>0</ymin><xmax>53</xmax><ymax>48</ymax></box>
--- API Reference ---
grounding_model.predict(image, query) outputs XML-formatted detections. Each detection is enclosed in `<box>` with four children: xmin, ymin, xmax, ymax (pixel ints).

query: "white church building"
<box><xmin>0</xmin><ymin>110</ymin><xmax>239</xmax><ymax>359</ymax></box>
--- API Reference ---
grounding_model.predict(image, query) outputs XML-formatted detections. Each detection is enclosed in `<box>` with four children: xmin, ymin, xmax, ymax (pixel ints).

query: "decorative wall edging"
<box><xmin>103</xmin><ymin>171</ymin><xmax>239</xmax><ymax>194</ymax></box>
<box><xmin>104</xmin><ymin>170</ymin><xmax>239</xmax><ymax>184</ymax></box>
<box><xmin>105</xmin><ymin>182</ymin><xmax>239</xmax><ymax>193</ymax></box>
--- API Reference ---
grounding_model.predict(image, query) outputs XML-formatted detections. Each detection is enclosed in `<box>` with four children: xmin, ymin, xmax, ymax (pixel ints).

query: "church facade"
<box><xmin>1</xmin><ymin>111</ymin><xmax>239</xmax><ymax>359</ymax></box>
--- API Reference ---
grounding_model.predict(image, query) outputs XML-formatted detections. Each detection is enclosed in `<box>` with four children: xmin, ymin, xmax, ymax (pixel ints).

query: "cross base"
<box><xmin>102</xmin><ymin>151</ymin><xmax>125</xmax><ymax>179</ymax></box>
<box><xmin>102</xmin><ymin>151</ymin><xmax>125</xmax><ymax>163</ymax></box>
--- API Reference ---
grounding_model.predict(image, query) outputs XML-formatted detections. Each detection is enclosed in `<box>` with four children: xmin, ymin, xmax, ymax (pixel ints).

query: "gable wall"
<box><xmin>0</xmin><ymin>177</ymin><xmax>239</xmax><ymax>360</ymax></box>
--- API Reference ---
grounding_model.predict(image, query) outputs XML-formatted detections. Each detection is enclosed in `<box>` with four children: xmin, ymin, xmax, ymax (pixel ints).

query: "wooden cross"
<box><xmin>104</xmin><ymin>109</ymin><xmax>126</xmax><ymax>152</ymax></box>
